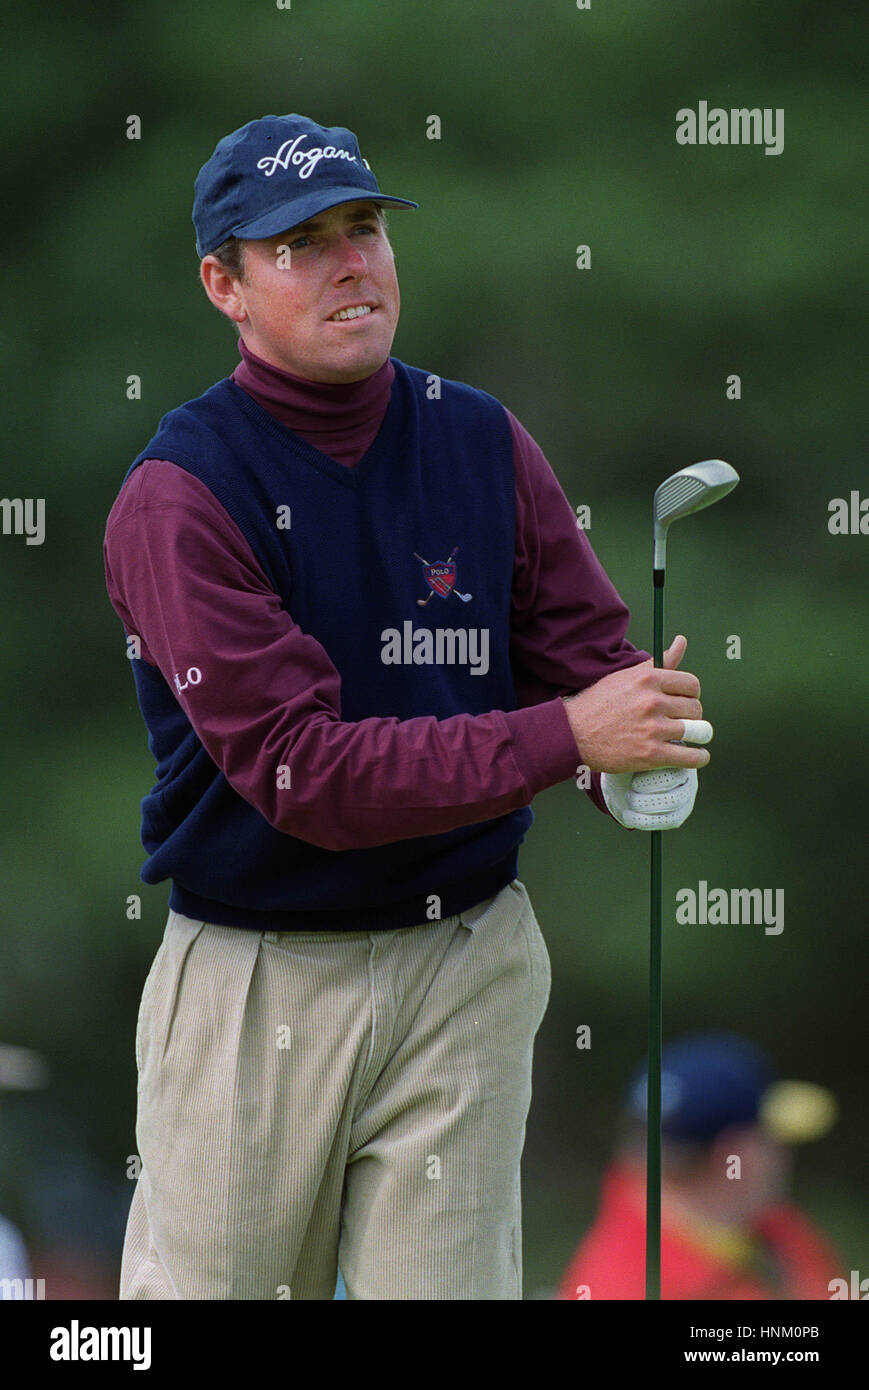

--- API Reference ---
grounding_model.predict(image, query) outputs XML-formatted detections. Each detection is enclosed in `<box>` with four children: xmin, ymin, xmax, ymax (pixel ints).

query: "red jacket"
<box><xmin>558</xmin><ymin>1162</ymin><xmax>841</xmax><ymax>1300</ymax></box>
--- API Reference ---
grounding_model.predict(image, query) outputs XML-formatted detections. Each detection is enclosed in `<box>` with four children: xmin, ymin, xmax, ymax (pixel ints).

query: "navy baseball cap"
<box><xmin>193</xmin><ymin>114</ymin><xmax>419</xmax><ymax>258</ymax></box>
<box><xmin>624</xmin><ymin>1031</ymin><xmax>837</xmax><ymax>1144</ymax></box>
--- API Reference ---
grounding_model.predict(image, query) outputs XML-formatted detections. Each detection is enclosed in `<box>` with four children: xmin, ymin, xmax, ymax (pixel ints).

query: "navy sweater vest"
<box><xmin>123</xmin><ymin>358</ymin><xmax>533</xmax><ymax>931</ymax></box>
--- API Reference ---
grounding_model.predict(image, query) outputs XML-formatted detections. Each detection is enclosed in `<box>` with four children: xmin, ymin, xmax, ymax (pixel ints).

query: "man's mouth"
<box><xmin>327</xmin><ymin>304</ymin><xmax>376</xmax><ymax>323</ymax></box>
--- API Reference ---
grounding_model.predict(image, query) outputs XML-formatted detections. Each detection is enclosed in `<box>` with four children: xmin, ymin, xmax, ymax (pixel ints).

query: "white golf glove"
<box><xmin>601</xmin><ymin>720</ymin><xmax>713</xmax><ymax>831</ymax></box>
<box><xmin>602</xmin><ymin>767</ymin><xmax>696</xmax><ymax>830</ymax></box>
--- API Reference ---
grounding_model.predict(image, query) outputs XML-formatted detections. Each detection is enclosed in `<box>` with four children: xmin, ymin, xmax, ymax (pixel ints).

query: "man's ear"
<box><xmin>200</xmin><ymin>256</ymin><xmax>247</xmax><ymax>325</ymax></box>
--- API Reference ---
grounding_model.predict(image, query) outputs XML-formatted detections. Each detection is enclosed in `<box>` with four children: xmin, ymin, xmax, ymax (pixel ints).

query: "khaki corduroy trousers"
<box><xmin>119</xmin><ymin>877</ymin><xmax>550</xmax><ymax>1300</ymax></box>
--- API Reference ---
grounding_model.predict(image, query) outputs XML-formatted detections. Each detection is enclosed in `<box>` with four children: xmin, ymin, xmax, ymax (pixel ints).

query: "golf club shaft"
<box><xmin>645</xmin><ymin>458</ymin><xmax>737</xmax><ymax>1300</ymax></box>
<box><xmin>646</xmin><ymin>574</ymin><xmax>665</xmax><ymax>1300</ymax></box>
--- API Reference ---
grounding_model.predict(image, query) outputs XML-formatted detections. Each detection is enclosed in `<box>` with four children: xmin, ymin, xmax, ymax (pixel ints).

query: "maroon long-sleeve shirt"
<box><xmin>103</xmin><ymin>340</ymin><xmax>650</xmax><ymax>850</ymax></box>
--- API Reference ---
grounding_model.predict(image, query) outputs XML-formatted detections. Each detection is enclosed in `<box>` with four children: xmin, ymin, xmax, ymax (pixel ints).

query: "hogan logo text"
<box><xmin>257</xmin><ymin>136</ymin><xmax>361</xmax><ymax>180</ymax></box>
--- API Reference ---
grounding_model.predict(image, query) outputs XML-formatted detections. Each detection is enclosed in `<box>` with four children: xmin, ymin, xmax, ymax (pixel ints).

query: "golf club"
<box><xmin>644</xmin><ymin>459</ymin><xmax>739</xmax><ymax>1300</ymax></box>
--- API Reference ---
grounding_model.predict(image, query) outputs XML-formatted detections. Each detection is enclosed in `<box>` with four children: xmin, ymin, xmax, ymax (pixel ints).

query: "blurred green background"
<box><xmin>2</xmin><ymin>0</ymin><xmax>867</xmax><ymax>1297</ymax></box>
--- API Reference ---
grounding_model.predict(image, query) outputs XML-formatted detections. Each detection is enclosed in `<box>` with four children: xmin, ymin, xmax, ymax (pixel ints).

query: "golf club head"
<box><xmin>653</xmin><ymin>460</ymin><xmax>739</xmax><ymax>570</ymax></box>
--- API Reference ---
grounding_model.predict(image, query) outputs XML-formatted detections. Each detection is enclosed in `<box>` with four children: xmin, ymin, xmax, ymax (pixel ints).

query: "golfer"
<box><xmin>104</xmin><ymin>113</ymin><xmax>711</xmax><ymax>1300</ymax></box>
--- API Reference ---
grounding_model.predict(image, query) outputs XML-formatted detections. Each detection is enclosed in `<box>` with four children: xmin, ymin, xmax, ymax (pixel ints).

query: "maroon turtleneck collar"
<box><xmin>231</xmin><ymin>337</ymin><xmax>395</xmax><ymax>468</ymax></box>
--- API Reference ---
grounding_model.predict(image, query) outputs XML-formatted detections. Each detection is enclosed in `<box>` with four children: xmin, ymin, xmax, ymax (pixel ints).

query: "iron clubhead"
<box><xmin>653</xmin><ymin>460</ymin><xmax>739</xmax><ymax>570</ymax></box>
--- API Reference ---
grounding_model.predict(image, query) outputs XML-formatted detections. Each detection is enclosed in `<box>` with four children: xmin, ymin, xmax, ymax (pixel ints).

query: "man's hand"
<box><xmin>562</xmin><ymin>635</ymin><xmax>712</xmax><ymax>773</ymax></box>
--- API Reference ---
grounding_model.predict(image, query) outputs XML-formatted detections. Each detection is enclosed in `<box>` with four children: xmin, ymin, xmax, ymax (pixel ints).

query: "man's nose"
<box><xmin>333</xmin><ymin>236</ymin><xmax>368</xmax><ymax>277</ymax></box>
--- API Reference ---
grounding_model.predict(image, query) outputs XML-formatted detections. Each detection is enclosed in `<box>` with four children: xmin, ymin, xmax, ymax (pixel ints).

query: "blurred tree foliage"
<box><xmin>2</xmin><ymin>0</ymin><xmax>866</xmax><ymax>1293</ymax></box>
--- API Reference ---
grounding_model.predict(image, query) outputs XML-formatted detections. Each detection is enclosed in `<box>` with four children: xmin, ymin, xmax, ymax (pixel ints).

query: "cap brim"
<box><xmin>230</xmin><ymin>189</ymin><xmax>418</xmax><ymax>243</ymax></box>
<box><xmin>759</xmin><ymin>1080</ymin><xmax>838</xmax><ymax>1143</ymax></box>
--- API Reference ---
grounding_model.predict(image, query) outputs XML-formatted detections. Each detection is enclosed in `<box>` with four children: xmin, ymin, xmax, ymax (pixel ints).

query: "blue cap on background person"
<box><xmin>193</xmin><ymin>114</ymin><xmax>419</xmax><ymax>258</ymax></box>
<box><xmin>624</xmin><ymin>1031</ymin><xmax>837</xmax><ymax>1145</ymax></box>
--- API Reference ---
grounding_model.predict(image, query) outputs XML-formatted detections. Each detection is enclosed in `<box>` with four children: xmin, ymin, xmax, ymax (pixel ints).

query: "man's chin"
<box><xmin>246</xmin><ymin>331</ymin><xmax>393</xmax><ymax>384</ymax></box>
<box><xmin>312</xmin><ymin>343</ymin><xmax>393</xmax><ymax>384</ymax></box>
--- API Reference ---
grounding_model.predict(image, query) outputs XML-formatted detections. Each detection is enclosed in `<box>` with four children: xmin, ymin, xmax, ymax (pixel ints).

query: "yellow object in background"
<box><xmin>760</xmin><ymin>1081</ymin><xmax>838</xmax><ymax>1143</ymax></box>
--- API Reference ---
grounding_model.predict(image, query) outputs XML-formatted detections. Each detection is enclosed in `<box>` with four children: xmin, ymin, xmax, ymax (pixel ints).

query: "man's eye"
<box><xmin>289</xmin><ymin>235</ymin><xmax>311</xmax><ymax>249</ymax></box>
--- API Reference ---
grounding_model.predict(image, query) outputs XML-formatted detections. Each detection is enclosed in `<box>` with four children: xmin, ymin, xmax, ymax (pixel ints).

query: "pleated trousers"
<box><xmin>119</xmin><ymin>878</ymin><xmax>551</xmax><ymax>1300</ymax></box>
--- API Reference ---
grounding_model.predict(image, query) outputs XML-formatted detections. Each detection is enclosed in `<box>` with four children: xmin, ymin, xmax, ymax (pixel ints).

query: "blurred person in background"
<box><xmin>0</xmin><ymin>1212</ymin><xmax>30</xmax><ymax>1285</ymax></box>
<box><xmin>0</xmin><ymin>1044</ymin><xmax>48</xmax><ymax>1295</ymax></box>
<box><xmin>558</xmin><ymin>1031</ymin><xmax>842</xmax><ymax>1300</ymax></box>
<box><xmin>0</xmin><ymin>1044</ymin><xmax>123</xmax><ymax>1299</ymax></box>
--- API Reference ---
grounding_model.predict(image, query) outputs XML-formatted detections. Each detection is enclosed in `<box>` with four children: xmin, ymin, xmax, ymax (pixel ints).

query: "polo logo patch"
<box><xmin>414</xmin><ymin>547</ymin><xmax>473</xmax><ymax>606</ymax></box>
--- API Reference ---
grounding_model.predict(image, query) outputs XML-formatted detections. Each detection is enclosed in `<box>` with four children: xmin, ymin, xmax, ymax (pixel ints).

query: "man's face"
<box><xmin>229</xmin><ymin>200</ymin><xmax>400</xmax><ymax>383</ymax></box>
<box><xmin>705</xmin><ymin>1126</ymin><xmax>791</xmax><ymax>1223</ymax></box>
